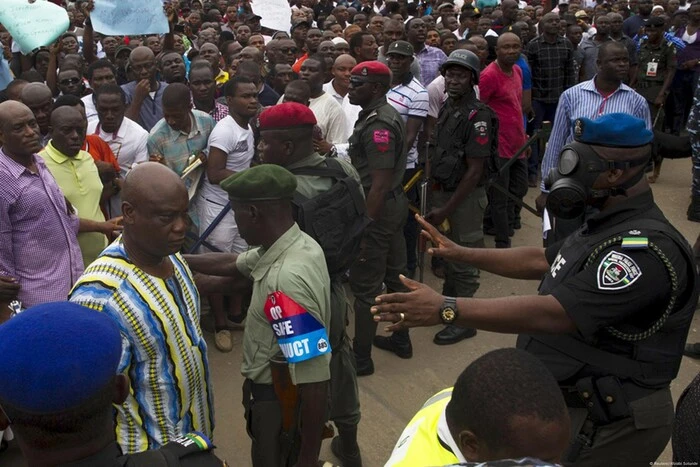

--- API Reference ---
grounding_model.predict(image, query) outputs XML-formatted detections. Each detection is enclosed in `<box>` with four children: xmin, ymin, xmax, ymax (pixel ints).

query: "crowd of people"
<box><xmin>1</xmin><ymin>0</ymin><xmax>700</xmax><ymax>465</ymax></box>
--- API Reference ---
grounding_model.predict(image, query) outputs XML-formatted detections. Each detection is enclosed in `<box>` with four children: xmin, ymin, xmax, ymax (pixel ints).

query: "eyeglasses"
<box><xmin>279</xmin><ymin>47</ymin><xmax>298</xmax><ymax>54</ymax></box>
<box><xmin>60</xmin><ymin>77</ymin><xmax>81</xmax><ymax>85</ymax></box>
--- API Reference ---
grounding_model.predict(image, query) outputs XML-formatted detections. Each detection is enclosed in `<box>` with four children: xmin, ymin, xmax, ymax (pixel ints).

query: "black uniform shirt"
<box><xmin>544</xmin><ymin>190</ymin><xmax>691</xmax><ymax>340</ymax></box>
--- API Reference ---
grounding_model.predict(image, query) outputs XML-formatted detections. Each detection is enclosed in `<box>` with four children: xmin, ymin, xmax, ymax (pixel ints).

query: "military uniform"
<box><xmin>286</xmin><ymin>152</ymin><xmax>362</xmax><ymax>432</ymax></box>
<box><xmin>635</xmin><ymin>36</ymin><xmax>676</xmax><ymax>123</ymax></box>
<box><xmin>430</xmin><ymin>97</ymin><xmax>492</xmax><ymax>298</ymax></box>
<box><xmin>348</xmin><ymin>95</ymin><xmax>409</xmax><ymax>362</ymax></box>
<box><xmin>518</xmin><ymin>190</ymin><xmax>697</xmax><ymax>466</ymax></box>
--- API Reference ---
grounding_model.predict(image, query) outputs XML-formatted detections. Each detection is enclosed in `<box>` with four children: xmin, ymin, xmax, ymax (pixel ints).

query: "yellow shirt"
<box><xmin>39</xmin><ymin>142</ymin><xmax>107</xmax><ymax>267</ymax></box>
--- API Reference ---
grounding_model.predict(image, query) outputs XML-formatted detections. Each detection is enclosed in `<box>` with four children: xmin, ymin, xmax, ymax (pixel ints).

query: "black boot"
<box><xmin>688</xmin><ymin>197</ymin><xmax>700</xmax><ymax>222</ymax></box>
<box><xmin>684</xmin><ymin>342</ymin><xmax>700</xmax><ymax>359</ymax></box>
<box><xmin>331</xmin><ymin>425</ymin><xmax>363</xmax><ymax>467</ymax></box>
<box><xmin>433</xmin><ymin>325</ymin><xmax>477</xmax><ymax>345</ymax></box>
<box><xmin>353</xmin><ymin>345</ymin><xmax>374</xmax><ymax>377</ymax></box>
<box><xmin>373</xmin><ymin>332</ymin><xmax>413</xmax><ymax>359</ymax></box>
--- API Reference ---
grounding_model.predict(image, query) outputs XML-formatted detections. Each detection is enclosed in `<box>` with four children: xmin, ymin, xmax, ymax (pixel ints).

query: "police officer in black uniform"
<box><xmin>371</xmin><ymin>113</ymin><xmax>698</xmax><ymax>467</ymax></box>
<box><xmin>0</xmin><ymin>302</ymin><xmax>225</xmax><ymax>467</ymax></box>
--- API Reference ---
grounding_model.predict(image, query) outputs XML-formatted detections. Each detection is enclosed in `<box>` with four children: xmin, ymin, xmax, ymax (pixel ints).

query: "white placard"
<box><xmin>251</xmin><ymin>0</ymin><xmax>291</xmax><ymax>33</ymax></box>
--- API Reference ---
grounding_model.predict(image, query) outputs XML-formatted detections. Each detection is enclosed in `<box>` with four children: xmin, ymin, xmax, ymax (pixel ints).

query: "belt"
<box><xmin>245</xmin><ymin>379</ymin><xmax>277</xmax><ymax>401</ymax></box>
<box><xmin>561</xmin><ymin>382</ymin><xmax>659</xmax><ymax>409</ymax></box>
<box><xmin>363</xmin><ymin>185</ymin><xmax>404</xmax><ymax>200</ymax></box>
<box><xmin>636</xmin><ymin>81</ymin><xmax>663</xmax><ymax>89</ymax></box>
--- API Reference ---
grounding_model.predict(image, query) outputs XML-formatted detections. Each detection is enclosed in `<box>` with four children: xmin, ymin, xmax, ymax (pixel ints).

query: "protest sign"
<box><xmin>91</xmin><ymin>0</ymin><xmax>169</xmax><ymax>36</ymax></box>
<box><xmin>251</xmin><ymin>0</ymin><xmax>291</xmax><ymax>33</ymax></box>
<box><xmin>0</xmin><ymin>0</ymin><xmax>69</xmax><ymax>55</ymax></box>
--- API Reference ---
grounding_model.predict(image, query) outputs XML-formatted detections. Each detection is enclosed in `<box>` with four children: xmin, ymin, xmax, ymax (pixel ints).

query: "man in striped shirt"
<box><xmin>70</xmin><ymin>163</ymin><xmax>214</xmax><ymax>454</ymax></box>
<box><xmin>538</xmin><ymin>41</ymin><xmax>651</xmax><ymax>244</ymax></box>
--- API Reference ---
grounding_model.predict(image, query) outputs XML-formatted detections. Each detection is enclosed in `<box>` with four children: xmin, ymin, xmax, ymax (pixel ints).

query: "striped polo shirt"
<box><xmin>388</xmin><ymin>76</ymin><xmax>429</xmax><ymax>168</ymax></box>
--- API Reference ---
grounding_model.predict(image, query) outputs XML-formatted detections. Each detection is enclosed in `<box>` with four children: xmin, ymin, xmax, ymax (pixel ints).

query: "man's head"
<box><xmin>299</xmin><ymin>55</ymin><xmax>327</xmax><ymax>94</ymax></box>
<box><xmin>645</xmin><ymin>16</ymin><xmax>667</xmax><ymax>41</ymax></box>
<box><xmin>495</xmin><ymin>32</ymin><xmax>522</xmax><ymax>67</ymax></box>
<box><xmin>157</xmin><ymin>50</ymin><xmax>186</xmax><ymax>84</ymax></box>
<box><xmin>283</xmin><ymin>80</ymin><xmax>312</xmax><ymax>106</ymax></box>
<box><xmin>383</xmin><ymin>19</ymin><xmax>406</xmax><ymax>48</ymax></box>
<box><xmin>199</xmin><ymin>42</ymin><xmax>222</xmax><ymax>70</ymax></box>
<box><xmin>32</xmin><ymin>50</ymin><xmax>51</xmax><ymax>79</ymax></box>
<box><xmin>224</xmin><ymin>76</ymin><xmax>259</xmax><ymax>118</ymax></box>
<box><xmin>249</xmin><ymin>34</ymin><xmax>265</xmax><ymax>52</ymax></box>
<box><xmin>369</xmin><ymin>14</ymin><xmax>386</xmax><ymax>34</ymax></box>
<box><xmin>306</xmin><ymin>28</ymin><xmax>324</xmax><ymax>54</ymax></box>
<box><xmin>270</xmin><ymin>63</ymin><xmax>295</xmax><ymax>95</ymax></box>
<box><xmin>638</xmin><ymin>0</ymin><xmax>654</xmax><ymax>16</ymax></box>
<box><xmin>276</xmin><ymin>39</ymin><xmax>299</xmax><ymax>66</ymax></box>
<box><xmin>477</xmin><ymin>17</ymin><xmax>493</xmax><ymax>35</ymax></box>
<box><xmin>292</xmin><ymin>20</ymin><xmax>311</xmax><ymax>45</ymax></box>
<box><xmin>541</xmin><ymin>12</ymin><xmax>562</xmax><ymax>36</ymax></box>
<box><xmin>236</xmin><ymin>24</ymin><xmax>251</xmax><ymax>46</ymax></box>
<box><xmin>189</xmin><ymin>62</ymin><xmax>217</xmax><ymax>103</ymax></box>
<box><xmin>57</xmin><ymin>69</ymin><xmax>85</xmax><ymax>97</ymax></box>
<box><xmin>332</xmin><ymin>54</ymin><xmax>357</xmax><ymax>90</ymax></box>
<box><xmin>239</xmin><ymin>45</ymin><xmax>264</xmax><ymax>64</ymax></box>
<box><xmin>162</xmin><ymin>83</ymin><xmax>193</xmax><ymax>133</ymax></box>
<box><xmin>467</xmin><ymin>35</ymin><xmax>489</xmax><ymax>66</ymax></box>
<box><xmin>220</xmin><ymin>164</ymin><xmax>298</xmax><ymax>246</ymax></box>
<box><xmin>318</xmin><ymin>40</ymin><xmax>336</xmax><ymax>59</ymax></box>
<box><xmin>0</xmin><ymin>101</ymin><xmax>42</xmax><ymax>157</ymax></box>
<box><xmin>60</xmin><ymin>32</ymin><xmax>80</xmax><ymax>55</ymax></box>
<box><xmin>440</xmin><ymin>32</ymin><xmax>458</xmax><ymax>55</ymax></box>
<box><xmin>129</xmin><ymin>46</ymin><xmax>157</xmax><ymax>82</ymax></box>
<box><xmin>405</xmin><ymin>18</ymin><xmax>427</xmax><ymax>45</ymax></box>
<box><xmin>20</xmin><ymin>83</ymin><xmax>53</xmax><ymax>135</ymax></box>
<box><xmin>49</xmin><ymin>106</ymin><xmax>86</xmax><ymax>157</ymax></box>
<box><xmin>386</xmin><ymin>40</ymin><xmax>415</xmax><ymax>80</ymax></box>
<box><xmin>144</xmin><ymin>35</ymin><xmax>163</xmax><ymax>56</ymax></box>
<box><xmin>94</xmin><ymin>84</ymin><xmax>127</xmax><ymax>133</ymax></box>
<box><xmin>445</xmin><ymin>349</ymin><xmax>570</xmax><ymax>463</ymax></box>
<box><xmin>349</xmin><ymin>32</ymin><xmax>379</xmax><ymax>61</ymax></box>
<box><xmin>443</xmin><ymin>15</ymin><xmax>460</xmax><ymax>31</ymax></box>
<box><xmin>354</xmin><ymin>13</ymin><xmax>368</xmax><ymax>29</ymax></box>
<box><xmin>5</xmin><ymin>80</ymin><xmax>29</xmax><ymax>102</ymax></box>
<box><xmin>348</xmin><ymin>61</ymin><xmax>391</xmax><ymax>108</ymax></box>
<box><xmin>122</xmin><ymin>163</ymin><xmax>190</xmax><ymax>256</ymax></box>
<box><xmin>596</xmin><ymin>40</ymin><xmax>629</xmax><ymax>82</ymax></box>
<box><xmin>257</xmin><ymin>102</ymin><xmax>317</xmax><ymax>165</ymax></box>
<box><xmin>332</xmin><ymin>37</ymin><xmax>351</xmax><ymax>57</ymax></box>
<box><xmin>545</xmin><ymin>113</ymin><xmax>653</xmax><ymax>218</ymax></box>
<box><xmin>501</xmin><ymin>0</ymin><xmax>520</xmax><ymax>23</ymax></box>
<box><xmin>86</xmin><ymin>59</ymin><xmax>117</xmax><ymax>91</ymax></box>
<box><xmin>566</xmin><ymin>23</ymin><xmax>584</xmax><ymax>46</ymax></box>
<box><xmin>594</xmin><ymin>14</ymin><xmax>612</xmax><ymax>35</ymax></box>
<box><xmin>0</xmin><ymin>302</ymin><xmax>127</xmax><ymax>463</ymax></box>
<box><xmin>607</xmin><ymin>12</ymin><xmax>624</xmax><ymax>34</ymax></box>
<box><xmin>441</xmin><ymin>49</ymin><xmax>480</xmax><ymax>98</ymax></box>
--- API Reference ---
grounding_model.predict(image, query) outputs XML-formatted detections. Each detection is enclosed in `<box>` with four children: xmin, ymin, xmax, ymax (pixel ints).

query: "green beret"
<box><xmin>220</xmin><ymin>164</ymin><xmax>298</xmax><ymax>202</ymax></box>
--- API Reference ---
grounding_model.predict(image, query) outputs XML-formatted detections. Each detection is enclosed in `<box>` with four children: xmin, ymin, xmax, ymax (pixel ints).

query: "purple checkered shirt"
<box><xmin>192</xmin><ymin>97</ymin><xmax>230</xmax><ymax>123</ymax></box>
<box><xmin>0</xmin><ymin>150</ymin><xmax>84</xmax><ymax>307</ymax></box>
<box><xmin>416</xmin><ymin>45</ymin><xmax>448</xmax><ymax>88</ymax></box>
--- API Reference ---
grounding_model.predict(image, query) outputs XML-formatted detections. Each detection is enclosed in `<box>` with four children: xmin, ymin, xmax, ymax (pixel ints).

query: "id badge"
<box><xmin>646</xmin><ymin>62</ymin><xmax>658</xmax><ymax>77</ymax></box>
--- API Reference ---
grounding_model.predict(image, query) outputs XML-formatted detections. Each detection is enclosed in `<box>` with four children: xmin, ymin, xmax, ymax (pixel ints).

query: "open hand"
<box><xmin>371</xmin><ymin>275</ymin><xmax>443</xmax><ymax>332</ymax></box>
<box><xmin>415</xmin><ymin>214</ymin><xmax>462</xmax><ymax>262</ymax></box>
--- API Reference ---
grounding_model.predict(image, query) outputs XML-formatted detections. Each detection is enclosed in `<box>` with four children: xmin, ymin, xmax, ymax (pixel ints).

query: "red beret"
<box><xmin>351</xmin><ymin>61</ymin><xmax>391</xmax><ymax>79</ymax></box>
<box><xmin>258</xmin><ymin>102</ymin><xmax>317</xmax><ymax>130</ymax></box>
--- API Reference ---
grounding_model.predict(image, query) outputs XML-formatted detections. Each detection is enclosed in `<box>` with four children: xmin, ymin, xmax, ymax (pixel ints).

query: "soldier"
<box><xmin>631</xmin><ymin>16</ymin><xmax>677</xmax><ymax>183</ymax></box>
<box><xmin>257</xmin><ymin>102</ymin><xmax>364</xmax><ymax>467</ymax></box>
<box><xmin>185</xmin><ymin>165</ymin><xmax>333</xmax><ymax>467</ymax></box>
<box><xmin>373</xmin><ymin>114</ymin><xmax>698</xmax><ymax>467</ymax></box>
<box><xmin>346</xmin><ymin>61</ymin><xmax>410</xmax><ymax>375</ymax></box>
<box><xmin>0</xmin><ymin>302</ymin><xmax>225</xmax><ymax>466</ymax></box>
<box><xmin>425</xmin><ymin>49</ymin><xmax>495</xmax><ymax>346</ymax></box>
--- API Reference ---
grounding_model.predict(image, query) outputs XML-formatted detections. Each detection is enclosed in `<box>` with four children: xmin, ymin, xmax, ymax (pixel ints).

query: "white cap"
<box><xmin>331</xmin><ymin>37</ymin><xmax>349</xmax><ymax>45</ymax></box>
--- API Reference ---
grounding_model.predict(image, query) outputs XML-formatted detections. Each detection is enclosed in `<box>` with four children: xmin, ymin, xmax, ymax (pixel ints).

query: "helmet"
<box><xmin>440</xmin><ymin>49</ymin><xmax>480</xmax><ymax>84</ymax></box>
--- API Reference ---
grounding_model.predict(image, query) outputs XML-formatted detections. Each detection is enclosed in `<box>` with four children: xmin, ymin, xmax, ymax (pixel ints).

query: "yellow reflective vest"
<box><xmin>385</xmin><ymin>388</ymin><xmax>459</xmax><ymax>467</ymax></box>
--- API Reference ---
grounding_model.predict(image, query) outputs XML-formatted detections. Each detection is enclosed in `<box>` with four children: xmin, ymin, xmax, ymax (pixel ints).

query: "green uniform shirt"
<box><xmin>348</xmin><ymin>97</ymin><xmax>408</xmax><ymax>191</ymax></box>
<box><xmin>237</xmin><ymin>223</ymin><xmax>332</xmax><ymax>385</ymax></box>
<box><xmin>635</xmin><ymin>39</ymin><xmax>676</xmax><ymax>101</ymax></box>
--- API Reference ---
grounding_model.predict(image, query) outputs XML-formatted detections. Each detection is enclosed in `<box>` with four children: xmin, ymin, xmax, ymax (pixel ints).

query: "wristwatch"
<box><xmin>440</xmin><ymin>297</ymin><xmax>458</xmax><ymax>325</ymax></box>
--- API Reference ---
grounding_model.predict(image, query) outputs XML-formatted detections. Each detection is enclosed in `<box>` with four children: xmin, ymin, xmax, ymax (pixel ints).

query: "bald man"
<box><xmin>121</xmin><ymin>46</ymin><xmax>169</xmax><ymax>131</ymax></box>
<box><xmin>70</xmin><ymin>162</ymin><xmax>215</xmax><ymax>454</ymax></box>
<box><xmin>199</xmin><ymin>43</ymin><xmax>230</xmax><ymax>87</ymax></box>
<box><xmin>323</xmin><ymin>54</ymin><xmax>361</xmax><ymax>144</ymax></box>
<box><xmin>20</xmin><ymin>83</ymin><xmax>53</xmax><ymax>147</ymax></box>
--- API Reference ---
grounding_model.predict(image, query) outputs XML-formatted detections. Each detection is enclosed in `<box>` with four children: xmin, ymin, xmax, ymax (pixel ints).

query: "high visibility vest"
<box><xmin>385</xmin><ymin>388</ymin><xmax>459</xmax><ymax>467</ymax></box>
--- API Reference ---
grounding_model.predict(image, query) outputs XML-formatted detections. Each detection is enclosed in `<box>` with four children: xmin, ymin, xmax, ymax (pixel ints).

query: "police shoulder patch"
<box><xmin>597</xmin><ymin>250</ymin><xmax>642</xmax><ymax>290</ymax></box>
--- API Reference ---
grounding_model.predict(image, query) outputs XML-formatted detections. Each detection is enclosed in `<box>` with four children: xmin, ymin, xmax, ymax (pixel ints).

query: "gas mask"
<box><xmin>544</xmin><ymin>142</ymin><xmax>650</xmax><ymax>219</ymax></box>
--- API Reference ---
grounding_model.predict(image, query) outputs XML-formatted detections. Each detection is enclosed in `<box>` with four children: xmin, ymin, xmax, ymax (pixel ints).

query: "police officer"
<box><xmin>185</xmin><ymin>165</ymin><xmax>333</xmax><ymax>467</ymax></box>
<box><xmin>372</xmin><ymin>114</ymin><xmax>698</xmax><ymax>467</ymax></box>
<box><xmin>631</xmin><ymin>16</ymin><xmax>677</xmax><ymax>183</ymax></box>
<box><xmin>0</xmin><ymin>302</ymin><xmax>225</xmax><ymax>466</ymax></box>
<box><xmin>346</xmin><ymin>61</ymin><xmax>410</xmax><ymax>375</ymax></box>
<box><xmin>257</xmin><ymin>102</ymin><xmax>364</xmax><ymax>467</ymax></box>
<box><xmin>425</xmin><ymin>49</ymin><xmax>494</xmax><ymax>346</ymax></box>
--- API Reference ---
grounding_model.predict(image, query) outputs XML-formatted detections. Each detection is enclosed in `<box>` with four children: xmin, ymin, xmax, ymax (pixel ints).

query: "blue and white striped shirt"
<box><xmin>540</xmin><ymin>78</ymin><xmax>651</xmax><ymax>191</ymax></box>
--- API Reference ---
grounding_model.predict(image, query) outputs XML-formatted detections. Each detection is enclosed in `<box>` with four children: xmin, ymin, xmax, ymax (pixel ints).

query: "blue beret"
<box><xmin>573</xmin><ymin>113</ymin><xmax>653</xmax><ymax>148</ymax></box>
<box><xmin>0</xmin><ymin>302</ymin><xmax>122</xmax><ymax>413</ymax></box>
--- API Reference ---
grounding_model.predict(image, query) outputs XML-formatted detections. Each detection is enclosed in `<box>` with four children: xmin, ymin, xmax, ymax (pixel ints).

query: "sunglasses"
<box><xmin>60</xmin><ymin>77</ymin><xmax>81</xmax><ymax>85</ymax></box>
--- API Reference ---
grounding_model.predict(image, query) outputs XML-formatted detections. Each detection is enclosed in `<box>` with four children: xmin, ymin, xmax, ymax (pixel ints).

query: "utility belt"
<box><xmin>363</xmin><ymin>185</ymin><xmax>404</xmax><ymax>200</ymax></box>
<box><xmin>560</xmin><ymin>375</ymin><xmax>661</xmax><ymax>425</ymax></box>
<box><xmin>636</xmin><ymin>80</ymin><xmax>664</xmax><ymax>89</ymax></box>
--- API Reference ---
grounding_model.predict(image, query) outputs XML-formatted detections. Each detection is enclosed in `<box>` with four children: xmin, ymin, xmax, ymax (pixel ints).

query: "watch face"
<box><xmin>442</xmin><ymin>307</ymin><xmax>456</xmax><ymax>322</ymax></box>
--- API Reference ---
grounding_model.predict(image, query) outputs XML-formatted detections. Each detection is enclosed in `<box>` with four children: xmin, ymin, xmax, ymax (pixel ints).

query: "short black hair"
<box><xmin>162</xmin><ymin>83</ymin><xmax>192</xmax><ymax>109</ymax></box>
<box><xmin>446</xmin><ymin>348</ymin><xmax>568</xmax><ymax>449</ymax></box>
<box><xmin>53</xmin><ymin>94</ymin><xmax>85</xmax><ymax>110</ymax></box>
<box><xmin>224</xmin><ymin>75</ymin><xmax>256</xmax><ymax>97</ymax></box>
<box><xmin>304</xmin><ymin>53</ymin><xmax>328</xmax><ymax>74</ymax></box>
<box><xmin>349</xmin><ymin>31</ymin><xmax>373</xmax><ymax>56</ymax></box>
<box><xmin>94</xmin><ymin>83</ymin><xmax>126</xmax><ymax>105</ymax></box>
<box><xmin>235</xmin><ymin>61</ymin><xmax>262</xmax><ymax>84</ymax></box>
<box><xmin>597</xmin><ymin>40</ymin><xmax>628</xmax><ymax>62</ymax></box>
<box><xmin>86</xmin><ymin>59</ymin><xmax>117</xmax><ymax>81</ymax></box>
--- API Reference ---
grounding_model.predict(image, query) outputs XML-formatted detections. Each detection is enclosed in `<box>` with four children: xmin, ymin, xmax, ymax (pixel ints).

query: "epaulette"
<box><xmin>621</xmin><ymin>230</ymin><xmax>649</xmax><ymax>250</ymax></box>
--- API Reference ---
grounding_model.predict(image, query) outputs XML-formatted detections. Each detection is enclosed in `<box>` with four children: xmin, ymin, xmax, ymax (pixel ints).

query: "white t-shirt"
<box><xmin>322</xmin><ymin>80</ymin><xmax>361</xmax><ymax>138</ymax></box>
<box><xmin>387</xmin><ymin>77</ymin><xmax>429</xmax><ymax>168</ymax></box>
<box><xmin>199</xmin><ymin>115</ymin><xmax>254</xmax><ymax>205</ymax></box>
<box><xmin>87</xmin><ymin>117</ymin><xmax>148</xmax><ymax>176</ymax></box>
<box><xmin>82</xmin><ymin>94</ymin><xmax>98</xmax><ymax>124</ymax></box>
<box><xmin>309</xmin><ymin>92</ymin><xmax>348</xmax><ymax>144</ymax></box>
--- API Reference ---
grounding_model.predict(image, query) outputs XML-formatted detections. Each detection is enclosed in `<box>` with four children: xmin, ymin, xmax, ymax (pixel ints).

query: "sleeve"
<box><xmin>427</xmin><ymin>79</ymin><xmax>444</xmax><ymax>118</ymax></box>
<box><xmin>207</xmin><ymin>120</ymin><xmax>233</xmax><ymax>153</ymax></box>
<box><xmin>278</xmin><ymin>272</ymin><xmax>331</xmax><ymax>385</ymax></box>
<box><xmin>236</xmin><ymin>249</ymin><xmax>262</xmax><ymax>279</ymax></box>
<box><xmin>525</xmin><ymin>41</ymin><xmax>536</xmax><ymax>66</ymax></box>
<box><xmin>550</xmin><ymin>244</ymin><xmax>681</xmax><ymax>339</ymax></box>
<box><xmin>134</xmin><ymin>131</ymin><xmax>149</xmax><ymax>164</ymax></box>
<box><xmin>147</xmin><ymin>133</ymin><xmax>162</xmax><ymax>157</ymax></box>
<box><xmin>636</xmin><ymin>95</ymin><xmax>653</xmax><ymax>130</ymax></box>
<box><xmin>0</xmin><ymin>192</ymin><xmax>16</xmax><ymax>277</ymax></box>
<box><xmin>324</xmin><ymin>104</ymin><xmax>349</xmax><ymax>144</ymax></box>
<box><xmin>477</xmin><ymin>68</ymin><xmax>495</xmax><ymax>104</ymax></box>
<box><xmin>465</xmin><ymin>108</ymin><xmax>493</xmax><ymax>159</ymax></box>
<box><xmin>408</xmin><ymin>90</ymin><xmax>429</xmax><ymax>119</ymax></box>
<box><xmin>519</xmin><ymin>62</ymin><xmax>532</xmax><ymax>90</ymax></box>
<box><xmin>540</xmin><ymin>92</ymin><xmax>571</xmax><ymax>191</ymax></box>
<box><xmin>99</xmin><ymin>138</ymin><xmax>121</xmax><ymax>173</ymax></box>
<box><xmin>667</xmin><ymin>43</ymin><xmax>678</xmax><ymax>69</ymax></box>
<box><xmin>363</xmin><ymin>120</ymin><xmax>400</xmax><ymax>171</ymax></box>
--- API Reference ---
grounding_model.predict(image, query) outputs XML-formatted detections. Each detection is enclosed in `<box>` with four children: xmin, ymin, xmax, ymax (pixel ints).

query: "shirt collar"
<box><xmin>0</xmin><ymin>149</ymin><xmax>42</xmax><ymax>179</ymax></box>
<box><xmin>359</xmin><ymin>96</ymin><xmax>388</xmax><ymax>118</ymax></box>
<box><xmin>583</xmin><ymin>190</ymin><xmax>655</xmax><ymax>234</ymax></box>
<box><xmin>42</xmin><ymin>141</ymin><xmax>90</xmax><ymax>164</ymax></box>
<box><xmin>250</xmin><ymin>224</ymin><xmax>303</xmax><ymax>280</ymax></box>
<box><xmin>286</xmin><ymin>152</ymin><xmax>326</xmax><ymax>171</ymax></box>
<box><xmin>581</xmin><ymin>77</ymin><xmax>633</xmax><ymax>94</ymax></box>
<box><xmin>437</xmin><ymin>406</ymin><xmax>468</xmax><ymax>464</ymax></box>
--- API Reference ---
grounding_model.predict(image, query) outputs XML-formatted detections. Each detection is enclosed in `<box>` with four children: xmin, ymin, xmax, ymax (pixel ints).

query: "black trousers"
<box><xmin>489</xmin><ymin>157</ymin><xmax>528</xmax><ymax>247</ymax></box>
